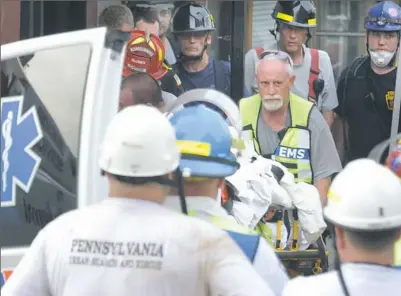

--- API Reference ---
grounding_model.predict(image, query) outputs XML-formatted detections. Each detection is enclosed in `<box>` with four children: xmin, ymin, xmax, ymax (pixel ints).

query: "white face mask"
<box><xmin>369</xmin><ymin>50</ymin><xmax>396</xmax><ymax>68</ymax></box>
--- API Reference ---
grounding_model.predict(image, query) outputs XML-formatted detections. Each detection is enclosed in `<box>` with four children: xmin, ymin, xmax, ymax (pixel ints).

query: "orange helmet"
<box><xmin>385</xmin><ymin>139</ymin><xmax>401</xmax><ymax>179</ymax></box>
<box><xmin>123</xmin><ymin>30</ymin><xmax>168</xmax><ymax>80</ymax></box>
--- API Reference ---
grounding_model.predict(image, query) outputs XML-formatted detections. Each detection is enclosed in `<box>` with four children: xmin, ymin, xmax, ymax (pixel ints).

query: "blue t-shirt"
<box><xmin>178</xmin><ymin>59</ymin><xmax>230</xmax><ymax>115</ymax></box>
<box><xmin>177</xmin><ymin>59</ymin><xmax>249</xmax><ymax>97</ymax></box>
<box><xmin>178</xmin><ymin>58</ymin><xmax>230</xmax><ymax>91</ymax></box>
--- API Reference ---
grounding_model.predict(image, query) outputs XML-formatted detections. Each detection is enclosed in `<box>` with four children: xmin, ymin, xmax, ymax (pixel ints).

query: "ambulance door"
<box><xmin>0</xmin><ymin>28</ymin><xmax>129</xmax><ymax>284</ymax></box>
<box><xmin>391</xmin><ymin>44</ymin><xmax>401</xmax><ymax>150</ymax></box>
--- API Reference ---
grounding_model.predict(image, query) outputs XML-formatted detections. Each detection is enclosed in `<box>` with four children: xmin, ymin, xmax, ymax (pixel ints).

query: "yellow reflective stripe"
<box><xmin>292</xmin><ymin>220</ymin><xmax>300</xmax><ymax>251</ymax></box>
<box><xmin>276</xmin><ymin>220</ymin><xmax>283</xmax><ymax>250</ymax></box>
<box><xmin>298</xmin><ymin>163</ymin><xmax>311</xmax><ymax>170</ymax></box>
<box><xmin>188</xmin><ymin>210</ymin><xmax>256</xmax><ymax>235</ymax></box>
<box><xmin>395</xmin><ymin>238</ymin><xmax>401</xmax><ymax>266</ymax></box>
<box><xmin>308</xmin><ymin>18</ymin><xmax>316</xmax><ymax>25</ymax></box>
<box><xmin>232</xmin><ymin>138</ymin><xmax>245</xmax><ymax>150</ymax></box>
<box><xmin>210</xmin><ymin>216</ymin><xmax>256</xmax><ymax>234</ymax></box>
<box><xmin>274</xmin><ymin>156</ymin><xmax>298</xmax><ymax>164</ymax></box>
<box><xmin>176</xmin><ymin>140</ymin><xmax>211</xmax><ymax>156</ymax></box>
<box><xmin>297</xmin><ymin>177</ymin><xmax>312</xmax><ymax>183</ymax></box>
<box><xmin>276</xmin><ymin>12</ymin><xmax>294</xmax><ymax>22</ymax></box>
<box><xmin>255</xmin><ymin>222</ymin><xmax>273</xmax><ymax>245</ymax></box>
<box><xmin>289</xmin><ymin>93</ymin><xmax>313</xmax><ymax>127</ymax></box>
<box><xmin>239</xmin><ymin>94</ymin><xmax>262</xmax><ymax>154</ymax></box>
<box><xmin>162</xmin><ymin>62</ymin><xmax>172</xmax><ymax>70</ymax></box>
<box><xmin>284</xmin><ymin>128</ymin><xmax>299</xmax><ymax>146</ymax></box>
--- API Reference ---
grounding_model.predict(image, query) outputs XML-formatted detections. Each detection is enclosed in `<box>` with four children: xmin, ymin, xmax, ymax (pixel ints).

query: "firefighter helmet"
<box><xmin>365</xmin><ymin>1</ymin><xmax>401</xmax><ymax>32</ymax></box>
<box><xmin>272</xmin><ymin>1</ymin><xmax>317</xmax><ymax>28</ymax></box>
<box><xmin>122</xmin><ymin>29</ymin><xmax>167</xmax><ymax>80</ymax></box>
<box><xmin>171</xmin><ymin>3</ymin><xmax>216</xmax><ymax>34</ymax></box>
<box><xmin>325</xmin><ymin>159</ymin><xmax>401</xmax><ymax>231</ymax></box>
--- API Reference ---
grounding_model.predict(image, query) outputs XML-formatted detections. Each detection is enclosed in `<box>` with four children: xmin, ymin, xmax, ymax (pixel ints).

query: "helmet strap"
<box><xmin>327</xmin><ymin>223</ymin><xmax>351</xmax><ymax>296</ymax></box>
<box><xmin>270</xmin><ymin>21</ymin><xmax>279</xmax><ymax>40</ymax></box>
<box><xmin>366</xmin><ymin>31</ymin><xmax>400</xmax><ymax>68</ymax></box>
<box><xmin>305</xmin><ymin>29</ymin><xmax>312</xmax><ymax>47</ymax></box>
<box><xmin>178</xmin><ymin>34</ymin><xmax>209</xmax><ymax>63</ymax></box>
<box><xmin>175</xmin><ymin>168</ymin><xmax>188</xmax><ymax>215</ymax></box>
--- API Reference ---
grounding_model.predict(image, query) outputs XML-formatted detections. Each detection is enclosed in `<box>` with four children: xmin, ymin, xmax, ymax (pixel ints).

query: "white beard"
<box><xmin>262</xmin><ymin>95</ymin><xmax>284</xmax><ymax>111</ymax></box>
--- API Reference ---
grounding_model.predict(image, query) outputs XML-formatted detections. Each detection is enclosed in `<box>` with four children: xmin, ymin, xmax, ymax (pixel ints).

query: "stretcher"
<box><xmin>260</xmin><ymin>205</ymin><xmax>329</xmax><ymax>278</ymax></box>
<box><xmin>222</xmin><ymin>182</ymin><xmax>329</xmax><ymax>278</ymax></box>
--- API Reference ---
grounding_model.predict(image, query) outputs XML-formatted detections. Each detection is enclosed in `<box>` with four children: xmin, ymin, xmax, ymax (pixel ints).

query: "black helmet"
<box><xmin>171</xmin><ymin>3</ymin><xmax>216</xmax><ymax>34</ymax></box>
<box><xmin>272</xmin><ymin>1</ymin><xmax>317</xmax><ymax>28</ymax></box>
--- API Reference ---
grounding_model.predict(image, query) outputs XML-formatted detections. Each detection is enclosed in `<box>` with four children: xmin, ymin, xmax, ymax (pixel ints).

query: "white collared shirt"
<box><xmin>3</xmin><ymin>197</ymin><xmax>274</xmax><ymax>296</ymax></box>
<box><xmin>282</xmin><ymin>263</ymin><xmax>401</xmax><ymax>296</ymax></box>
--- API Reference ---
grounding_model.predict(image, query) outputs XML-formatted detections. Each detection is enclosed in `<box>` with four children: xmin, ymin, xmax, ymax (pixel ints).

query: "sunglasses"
<box><xmin>258</xmin><ymin>50</ymin><xmax>294</xmax><ymax>68</ymax></box>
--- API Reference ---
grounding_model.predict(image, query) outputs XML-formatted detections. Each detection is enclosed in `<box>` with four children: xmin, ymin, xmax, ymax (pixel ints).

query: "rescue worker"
<box><xmin>127</xmin><ymin>1</ymin><xmax>179</xmax><ymax>65</ymax></box>
<box><xmin>282</xmin><ymin>158</ymin><xmax>401</xmax><ymax>295</ymax></box>
<box><xmin>132</xmin><ymin>4</ymin><xmax>160</xmax><ymax>35</ymax></box>
<box><xmin>1</xmin><ymin>105</ymin><xmax>274</xmax><ymax>296</ymax></box>
<box><xmin>244</xmin><ymin>1</ymin><xmax>338</xmax><ymax>127</ymax></box>
<box><xmin>119</xmin><ymin>72</ymin><xmax>165</xmax><ymax>111</ymax></box>
<box><xmin>335</xmin><ymin>1</ymin><xmax>401</xmax><ymax>164</ymax></box>
<box><xmin>122</xmin><ymin>29</ymin><xmax>184</xmax><ymax>97</ymax></box>
<box><xmin>98</xmin><ymin>4</ymin><xmax>134</xmax><ymax>32</ymax></box>
<box><xmin>239</xmin><ymin>51</ymin><xmax>342</xmax><ymax>205</ymax></box>
<box><xmin>171</xmin><ymin>3</ymin><xmax>231</xmax><ymax>97</ymax></box>
<box><xmin>165</xmin><ymin>89</ymin><xmax>289</xmax><ymax>296</ymax></box>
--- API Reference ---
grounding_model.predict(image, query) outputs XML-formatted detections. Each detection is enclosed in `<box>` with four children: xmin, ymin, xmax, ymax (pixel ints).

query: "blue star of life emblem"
<box><xmin>1</xmin><ymin>96</ymin><xmax>43</xmax><ymax>207</ymax></box>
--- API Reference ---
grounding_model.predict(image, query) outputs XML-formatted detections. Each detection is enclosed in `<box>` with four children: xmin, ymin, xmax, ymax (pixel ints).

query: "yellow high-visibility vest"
<box><xmin>239</xmin><ymin>93</ymin><xmax>314</xmax><ymax>184</ymax></box>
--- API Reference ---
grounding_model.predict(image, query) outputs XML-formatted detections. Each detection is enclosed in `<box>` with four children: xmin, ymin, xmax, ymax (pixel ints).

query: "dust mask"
<box><xmin>369</xmin><ymin>50</ymin><xmax>396</xmax><ymax>67</ymax></box>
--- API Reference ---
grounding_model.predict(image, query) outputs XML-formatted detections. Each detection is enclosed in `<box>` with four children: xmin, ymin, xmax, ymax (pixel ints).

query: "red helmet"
<box><xmin>122</xmin><ymin>30</ymin><xmax>168</xmax><ymax>80</ymax></box>
<box><xmin>385</xmin><ymin>139</ymin><xmax>401</xmax><ymax>179</ymax></box>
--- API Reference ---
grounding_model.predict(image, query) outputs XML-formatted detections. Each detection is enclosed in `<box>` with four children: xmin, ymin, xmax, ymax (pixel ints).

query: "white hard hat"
<box><xmin>324</xmin><ymin>159</ymin><xmax>401</xmax><ymax>231</ymax></box>
<box><xmin>99</xmin><ymin>105</ymin><xmax>180</xmax><ymax>177</ymax></box>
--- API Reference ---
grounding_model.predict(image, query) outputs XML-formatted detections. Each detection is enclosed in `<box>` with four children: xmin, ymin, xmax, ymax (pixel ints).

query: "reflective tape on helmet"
<box><xmin>276</xmin><ymin>12</ymin><xmax>294</xmax><ymax>22</ymax></box>
<box><xmin>308</xmin><ymin>18</ymin><xmax>316</xmax><ymax>25</ymax></box>
<box><xmin>176</xmin><ymin>140</ymin><xmax>211</xmax><ymax>156</ymax></box>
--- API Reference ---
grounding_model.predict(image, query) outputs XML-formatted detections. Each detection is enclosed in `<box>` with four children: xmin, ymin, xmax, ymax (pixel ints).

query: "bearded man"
<box><xmin>239</xmin><ymin>50</ymin><xmax>342</xmax><ymax>204</ymax></box>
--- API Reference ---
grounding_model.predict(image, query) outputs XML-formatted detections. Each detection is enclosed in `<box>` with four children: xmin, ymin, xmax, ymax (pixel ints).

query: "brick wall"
<box><xmin>0</xmin><ymin>0</ymin><xmax>20</xmax><ymax>44</ymax></box>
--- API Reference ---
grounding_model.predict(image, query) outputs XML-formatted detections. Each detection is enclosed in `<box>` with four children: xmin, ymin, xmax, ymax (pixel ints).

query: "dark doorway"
<box><xmin>20</xmin><ymin>0</ymin><xmax>87</xmax><ymax>40</ymax></box>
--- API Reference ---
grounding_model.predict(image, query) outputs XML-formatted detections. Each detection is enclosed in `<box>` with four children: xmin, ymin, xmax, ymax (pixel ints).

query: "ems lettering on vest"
<box><xmin>277</xmin><ymin>147</ymin><xmax>309</xmax><ymax>160</ymax></box>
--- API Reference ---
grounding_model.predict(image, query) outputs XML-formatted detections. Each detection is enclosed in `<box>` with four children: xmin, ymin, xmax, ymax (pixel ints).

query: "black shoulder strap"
<box><xmin>213</xmin><ymin>60</ymin><xmax>231</xmax><ymax>96</ymax></box>
<box><xmin>341</xmin><ymin>55</ymin><xmax>369</xmax><ymax>164</ymax></box>
<box><xmin>348</xmin><ymin>55</ymin><xmax>369</xmax><ymax>79</ymax></box>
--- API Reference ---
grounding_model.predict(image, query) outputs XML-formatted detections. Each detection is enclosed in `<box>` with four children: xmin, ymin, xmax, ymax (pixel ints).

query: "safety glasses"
<box><xmin>258</xmin><ymin>50</ymin><xmax>294</xmax><ymax>69</ymax></box>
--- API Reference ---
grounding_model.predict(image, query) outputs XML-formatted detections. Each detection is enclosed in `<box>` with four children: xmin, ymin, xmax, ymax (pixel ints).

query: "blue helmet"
<box><xmin>169</xmin><ymin>105</ymin><xmax>239</xmax><ymax>178</ymax></box>
<box><xmin>365</xmin><ymin>1</ymin><xmax>401</xmax><ymax>32</ymax></box>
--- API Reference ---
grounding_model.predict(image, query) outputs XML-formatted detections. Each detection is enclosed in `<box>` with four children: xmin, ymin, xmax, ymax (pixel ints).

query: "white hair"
<box><xmin>256</xmin><ymin>54</ymin><xmax>294</xmax><ymax>76</ymax></box>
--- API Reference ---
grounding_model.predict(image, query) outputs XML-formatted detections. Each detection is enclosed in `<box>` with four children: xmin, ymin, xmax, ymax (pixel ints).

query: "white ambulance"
<box><xmin>0</xmin><ymin>28</ymin><xmax>130</xmax><ymax>287</ymax></box>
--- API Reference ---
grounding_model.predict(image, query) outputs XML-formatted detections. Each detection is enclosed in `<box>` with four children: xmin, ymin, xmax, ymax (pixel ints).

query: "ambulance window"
<box><xmin>0</xmin><ymin>44</ymin><xmax>91</xmax><ymax>248</ymax></box>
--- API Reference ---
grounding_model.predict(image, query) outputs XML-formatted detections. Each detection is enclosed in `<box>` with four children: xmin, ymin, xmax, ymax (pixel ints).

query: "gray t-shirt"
<box><xmin>257</xmin><ymin>106</ymin><xmax>342</xmax><ymax>181</ymax></box>
<box><xmin>244</xmin><ymin>43</ymin><xmax>338</xmax><ymax>112</ymax></box>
